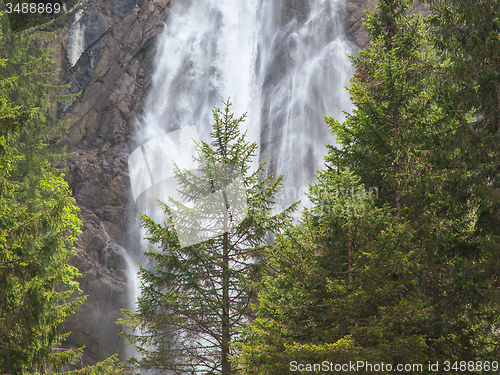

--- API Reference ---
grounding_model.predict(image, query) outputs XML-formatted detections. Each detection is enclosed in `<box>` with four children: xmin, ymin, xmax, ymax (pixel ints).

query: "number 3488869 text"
<box><xmin>5</xmin><ymin>2</ymin><xmax>61</xmax><ymax>14</ymax></box>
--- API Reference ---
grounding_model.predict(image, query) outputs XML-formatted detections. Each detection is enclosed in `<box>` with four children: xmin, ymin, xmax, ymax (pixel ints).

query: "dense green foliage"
<box><xmin>236</xmin><ymin>169</ymin><xmax>427</xmax><ymax>374</ymax></box>
<box><xmin>235</xmin><ymin>0</ymin><xmax>500</xmax><ymax>373</ymax></box>
<box><xmin>0</xmin><ymin>23</ymin><xmax>86</xmax><ymax>375</ymax></box>
<box><xmin>327</xmin><ymin>3</ymin><xmax>500</xmax><ymax>354</ymax></box>
<box><xmin>427</xmin><ymin>0</ymin><xmax>500</xmax><ymax>237</ymax></box>
<box><xmin>0</xmin><ymin>9</ymin><xmax>153</xmax><ymax>375</ymax></box>
<box><xmin>65</xmin><ymin>355</ymin><xmax>128</xmax><ymax>375</ymax></box>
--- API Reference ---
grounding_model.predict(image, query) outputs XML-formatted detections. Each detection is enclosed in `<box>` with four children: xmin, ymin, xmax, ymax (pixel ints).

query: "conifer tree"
<box><xmin>237</xmin><ymin>168</ymin><xmax>425</xmax><ymax>374</ymax></box>
<box><xmin>0</xmin><ymin>15</ymin><xmax>86</xmax><ymax>374</ymax></box>
<box><xmin>119</xmin><ymin>101</ymin><xmax>296</xmax><ymax>375</ymax></box>
<box><xmin>328</xmin><ymin>0</ymin><xmax>500</xmax><ymax>363</ymax></box>
<box><xmin>426</xmin><ymin>0</ymin><xmax>500</xmax><ymax>236</ymax></box>
<box><xmin>327</xmin><ymin>0</ymin><xmax>447</xmax><ymax>223</ymax></box>
<box><xmin>423</xmin><ymin>0</ymin><xmax>500</xmax><ymax>361</ymax></box>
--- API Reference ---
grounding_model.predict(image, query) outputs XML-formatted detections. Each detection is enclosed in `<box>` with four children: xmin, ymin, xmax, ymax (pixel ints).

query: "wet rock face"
<box><xmin>54</xmin><ymin>0</ymin><xmax>171</xmax><ymax>367</ymax></box>
<box><xmin>345</xmin><ymin>0</ymin><xmax>429</xmax><ymax>49</ymax></box>
<box><xmin>345</xmin><ymin>0</ymin><xmax>377</xmax><ymax>48</ymax></box>
<box><xmin>62</xmin><ymin>208</ymin><xmax>129</xmax><ymax>367</ymax></box>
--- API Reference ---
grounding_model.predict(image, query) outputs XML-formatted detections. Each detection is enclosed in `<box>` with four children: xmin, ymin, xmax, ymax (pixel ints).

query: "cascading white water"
<box><xmin>256</xmin><ymin>0</ymin><xmax>355</xmax><ymax>210</ymax></box>
<box><xmin>125</xmin><ymin>0</ymin><xmax>354</xmax><ymax>361</ymax></box>
<box><xmin>133</xmin><ymin>0</ymin><xmax>262</xmax><ymax>151</ymax></box>
<box><xmin>134</xmin><ymin>0</ymin><xmax>354</xmax><ymax>209</ymax></box>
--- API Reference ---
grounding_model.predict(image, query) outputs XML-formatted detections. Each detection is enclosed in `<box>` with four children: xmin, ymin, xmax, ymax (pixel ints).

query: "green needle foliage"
<box><xmin>327</xmin><ymin>0</ymin><xmax>500</xmax><ymax>360</ymax></box>
<box><xmin>236</xmin><ymin>168</ymin><xmax>426</xmax><ymax>374</ymax></box>
<box><xmin>0</xmin><ymin>13</ymin><xmax>87</xmax><ymax>374</ymax></box>
<box><xmin>426</xmin><ymin>0</ymin><xmax>500</xmax><ymax>237</ymax></box>
<box><xmin>327</xmin><ymin>0</ymin><xmax>449</xmax><ymax>224</ymax></box>
<box><xmin>119</xmin><ymin>101</ymin><xmax>296</xmax><ymax>375</ymax></box>
<box><xmin>326</xmin><ymin>4</ymin><xmax>493</xmax><ymax>312</ymax></box>
<box><xmin>65</xmin><ymin>355</ymin><xmax>128</xmax><ymax>375</ymax></box>
<box><xmin>238</xmin><ymin>0</ymin><xmax>500</xmax><ymax>372</ymax></box>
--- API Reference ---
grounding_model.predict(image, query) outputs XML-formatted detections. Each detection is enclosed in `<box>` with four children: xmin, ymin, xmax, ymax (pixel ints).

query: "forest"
<box><xmin>0</xmin><ymin>0</ymin><xmax>499</xmax><ymax>373</ymax></box>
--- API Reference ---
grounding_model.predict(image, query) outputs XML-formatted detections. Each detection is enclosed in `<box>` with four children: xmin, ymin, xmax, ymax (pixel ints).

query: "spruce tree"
<box><xmin>1</xmin><ymin>9</ymin><xmax>172</xmax><ymax>375</ymax></box>
<box><xmin>236</xmin><ymin>171</ymin><xmax>425</xmax><ymax>374</ymax></box>
<box><xmin>424</xmin><ymin>0</ymin><xmax>500</xmax><ymax>362</ymax></box>
<box><xmin>0</xmin><ymin>15</ymin><xmax>85</xmax><ymax>374</ymax></box>
<box><xmin>426</xmin><ymin>0</ymin><xmax>500</xmax><ymax>236</ymax></box>
<box><xmin>120</xmin><ymin>101</ymin><xmax>296</xmax><ymax>375</ymax></box>
<box><xmin>327</xmin><ymin>0</ymin><xmax>500</xmax><ymax>363</ymax></box>
<box><xmin>327</xmin><ymin>0</ymin><xmax>447</xmax><ymax>223</ymax></box>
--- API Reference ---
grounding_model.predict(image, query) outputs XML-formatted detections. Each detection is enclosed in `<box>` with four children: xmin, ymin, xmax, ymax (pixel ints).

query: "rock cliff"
<box><xmin>53</xmin><ymin>0</ymin><xmax>427</xmax><ymax>367</ymax></box>
<box><xmin>53</xmin><ymin>0</ymin><xmax>171</xmax><ymax>366</ymax></box>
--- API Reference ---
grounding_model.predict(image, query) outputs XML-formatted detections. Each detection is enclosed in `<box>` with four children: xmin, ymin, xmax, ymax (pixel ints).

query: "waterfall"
<box><xmin>126</xmin><ymin>0</ymin><xmax>354</xmax><ymax>360</ymax></box>
<box><xmin>132</xmin><ymin>0</ymin><xmax>354</xmax><ymax>209</ymax></box>
<box><xmin>100</xmin><ymin>224</ymin><xmax>141</xmax><ymax>359</ymax></box>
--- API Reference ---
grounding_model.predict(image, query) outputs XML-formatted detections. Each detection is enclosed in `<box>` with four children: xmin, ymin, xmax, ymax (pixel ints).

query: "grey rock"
<box><xmin>53</xmin><ymin>0</ymin><xmax>172</xmax><ymax>367</ymax></box>
<box><xmin>344</xmin><ymin>0</ymin><xmax>429</xmax><ymax>50</ymax></box>
<box><xmin>81</xmin><ymin>7</ymin><xmax>109</xmax><ymax>49</ymax></box>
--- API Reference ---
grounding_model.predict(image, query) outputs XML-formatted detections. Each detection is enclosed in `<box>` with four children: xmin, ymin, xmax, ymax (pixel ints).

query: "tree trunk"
<box><xmin>222</xmin><ymin>231</ymin><xmax>231</xmax><ymax>374</ymax></box>
<box><xmin>347</xmin><ymin>225</ymin><xmax>354</xmax><ymax>333</ymax></box>
<box><xmin>348</xmin><ymin>227</ymin><xmax>353</xmax><ymax>286</ymax></box>
<box><xmin>221</xmin><ymin>190</ymin><xmax>231</xmax><ymax>374</ymax></box>
<box><xmin>395</xmin><ymin>164</ymin><xmax>401</xmax><ymax>219</ymax></box>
